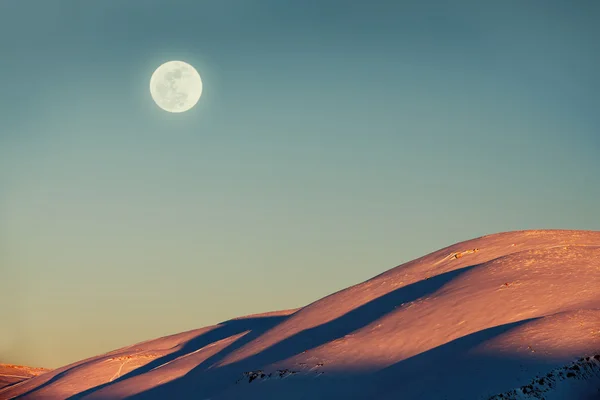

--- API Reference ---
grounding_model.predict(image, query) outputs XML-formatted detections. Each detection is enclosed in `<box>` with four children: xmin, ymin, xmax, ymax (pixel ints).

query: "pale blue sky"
<box><xmin>1</xmin><ymin>0</ymin><xmax>599</xmax><ymax>368</ymax></box>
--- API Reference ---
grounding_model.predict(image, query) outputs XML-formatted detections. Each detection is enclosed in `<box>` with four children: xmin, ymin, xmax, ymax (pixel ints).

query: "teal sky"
<box><xmin>1</xmin><ymin>1</ymin><xmax>599</xmax><ymax>369</ymax></box>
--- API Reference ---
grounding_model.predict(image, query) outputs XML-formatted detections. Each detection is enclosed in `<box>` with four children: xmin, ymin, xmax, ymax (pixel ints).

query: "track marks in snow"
<box><xmin>106</xmin><ymin>353</ymin><xmax>162</xmax><ymax>381</ymax></box>
<box><xmin>109</xmin><ymin>359</ymin><xmax>130</xmax><ymax>382</ymax></box>
<box><xmin>0</xmin><ymin>374</ymin><xmax>30</xmax><ymax>380</ymax></box>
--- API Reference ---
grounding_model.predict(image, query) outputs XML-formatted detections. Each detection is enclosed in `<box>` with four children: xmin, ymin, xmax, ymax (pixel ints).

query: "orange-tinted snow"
<box><xmin>2</xmin><ymin>229</ymin><xmax>599</xmax><ymax>400</ymax></box>
<box><xmin>0</xmin><ymin>364</ymin><xmax>49</xmax><ymax>392</ymax></box>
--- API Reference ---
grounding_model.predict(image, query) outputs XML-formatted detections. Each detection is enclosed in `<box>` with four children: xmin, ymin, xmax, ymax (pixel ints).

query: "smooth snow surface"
<box><xmin>2</xmin><ymin>230</ymin><xmax>599</xmax><ymax>400</ymax></box>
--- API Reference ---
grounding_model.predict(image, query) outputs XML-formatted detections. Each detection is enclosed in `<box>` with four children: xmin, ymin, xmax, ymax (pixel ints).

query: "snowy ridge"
<box><xmin>1</xmin><ymin>229</ymin><xmax>599</xmax><ymax>399</ymax></box>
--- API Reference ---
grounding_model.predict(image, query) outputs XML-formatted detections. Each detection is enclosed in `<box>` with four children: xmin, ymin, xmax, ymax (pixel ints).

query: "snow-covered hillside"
<box><xmin>0</xmin><ymin>365</ymin><xmax>49</xmax><ymax>392</ymax></box>
<box><xmin>488</xmin><ymin>354</ymin><xmax>600</xmax><ymax>399</ymax></box>
<box><xmin>2</xmin><ymin>230</ymin><xmax>599</xmax><ymax>399</ymax></box>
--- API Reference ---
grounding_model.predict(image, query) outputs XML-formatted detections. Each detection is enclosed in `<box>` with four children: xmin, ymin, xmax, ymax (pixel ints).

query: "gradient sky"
<box><xmin>1</xmin><ymin>0</ymin><xmax>599</xmax><ymax>369</ymax></box>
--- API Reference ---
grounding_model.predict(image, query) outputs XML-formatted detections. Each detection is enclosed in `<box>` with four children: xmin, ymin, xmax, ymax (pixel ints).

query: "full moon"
<box><xmin>149</xmin><ymin>60</ymin><xmax>203</xmax><ymax>113</ymax></box>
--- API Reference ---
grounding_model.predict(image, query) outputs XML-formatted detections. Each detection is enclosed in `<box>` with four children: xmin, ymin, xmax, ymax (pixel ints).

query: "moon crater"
<box><xmin>150</xmin><ymin>61</ymin><xmax>202</xmax><ymax>113</ymax></box>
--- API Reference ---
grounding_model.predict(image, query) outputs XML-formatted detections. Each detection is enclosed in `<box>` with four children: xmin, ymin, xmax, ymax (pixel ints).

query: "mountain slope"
<box><xmin>488</xmin><ymin>355</ymin><xmax>600</xmax><ymax>399</ymax></box>
<box><xmin>2</xmin><ymin>229</ymin><xmax>599</xmax><ymax>400</ymax></box>
<box><xmin>0</xmin><ymin>365</ymin><xmax>50</xmax><ymax>392</ymax></box>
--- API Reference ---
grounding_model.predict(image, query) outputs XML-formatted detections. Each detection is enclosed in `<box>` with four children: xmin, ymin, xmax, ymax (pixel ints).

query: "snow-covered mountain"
<box><xmin>0</xmin><ymin>365</ymin><xmax>49</xmax><ymax>392</ymax></box>
<box><xmin>2</xmin><ymin>229</ymin><xmax>599</xmax><ymax>400</ymax></box>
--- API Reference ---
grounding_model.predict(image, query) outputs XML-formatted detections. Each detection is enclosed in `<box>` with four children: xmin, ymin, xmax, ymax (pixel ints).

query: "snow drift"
<box><xmin>2</xmin><ymin>229</ymin><xmax>599</xmax><ymax>399</ymax></box>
